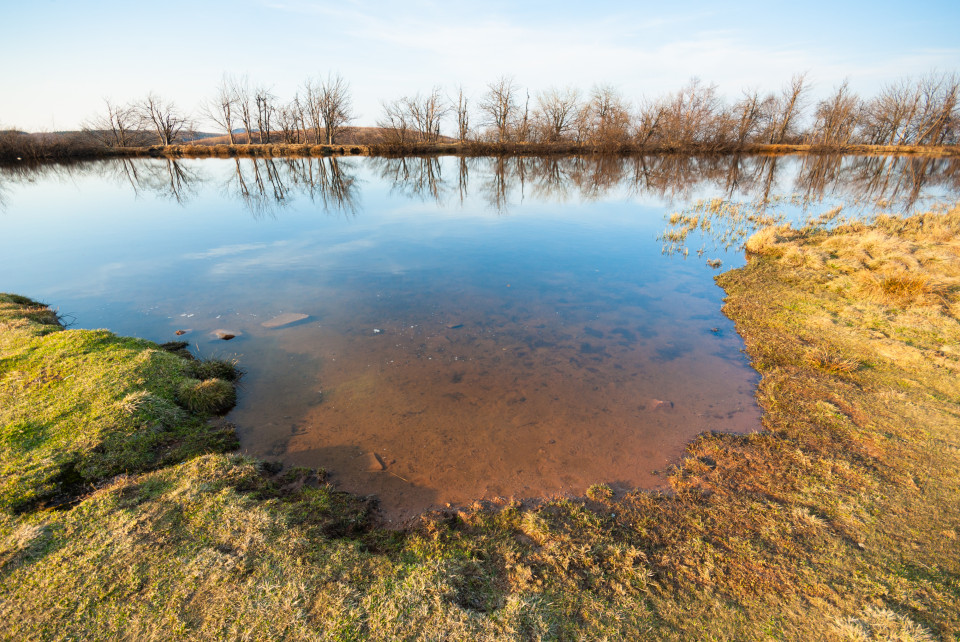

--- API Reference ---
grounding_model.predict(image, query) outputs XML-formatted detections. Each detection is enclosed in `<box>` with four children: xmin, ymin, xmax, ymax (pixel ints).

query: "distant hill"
<box><xmin>189</xmin><ymin>127</ymin><xmax>393</xmax><ymax>146</ymax></box>
<box><xmin>9</xmin><ymin>130</ymin><xmax>225</xmax><ymax>145</ymax></box>
<box><xmin>182</xmin><ymin>131</ymin><xmax>222</xmax><ymax>141</ymax></box>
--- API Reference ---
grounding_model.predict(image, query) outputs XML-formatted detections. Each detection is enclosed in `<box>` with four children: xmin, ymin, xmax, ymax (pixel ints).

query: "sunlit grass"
<box><xmin>660</xmin><ymin>196</ymin><xmax>860</xmax><ymax>264</ymax></box>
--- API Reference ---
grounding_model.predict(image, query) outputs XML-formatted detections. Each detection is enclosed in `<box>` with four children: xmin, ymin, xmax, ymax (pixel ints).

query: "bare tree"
<box><xmin>911</xmin><ymin>72</ymin><xmax>959</xmax><ymax>145</ymax></box>
<box><xmin>810</xmin><ymin>80</ymin><xmax>862</xmax><ymax>146</ymax></box>
<box><xmin>731</xmin><ymin>89</ymin><xmax>767</xmax><ymax>146</ymax></box>
<box><xmin>230</xmin><ymin>75</ymin><xmax>255</xmax><ymax>144</ymax></box>
<box><xmin>203</xmin><ymin>74</ymin><xmax>238</xmax><ymax>144</ymax></box>
<box><xmin>766</xmin><ymin>73</ymin><xmax>808</xmax><ymax>144</ymax></box>
<box><xmin>657</xmin><ymin>78</ymin><xmax>725</xmax><ymax>148</ymax></box>
<box><xmin>586</xmin><ymin>85</ymin><xmax>631</xmax><ymax>146</ymax></box>
<box><xmin>135</xmin><ymin>93</ymin><xmax>190</xmax><ymax>145</ymax></box>
<box><xmin>635</xmin><ymin>98</ymin><xmax>667</xmax><ymax>147</ymax></box>
<box><xmin>291</xmin><ymin>94</ymin><xmax>308</xmax><ymax>144</ymax></box>
<box><xmin>861</xmin><ymin>78</ymin><xmax>922</xmax><ymax>145</ymax></box>
<box><xmin>479</xmin><ymin>76</ymin><xmax>519</xmax><ymax>142</ymax></box>
<box><xmin>276</xmin><ymin>99</ymin><xmax>302</xmax><ymax>143</ymax></box>
<box><xmin>407</xmin><ymin>87</ymin><xmax>449</xmax><ymax>142</ymax></box>
<box><xmin>315</xmin><ymin>73</ymin><xmax>353</xmax><ymax>144</ymax></box>
<box><xmin>378</xmin><ymin>88</ymin><xmax>449</xmax><ymax>144</ymax></box>
<box><xmin>303</xmin><ymin>79</ymin><xmax>322</xmax><ymax>143</ymax></box>
<box><xmin>454</xmin><ymin>86</ymin><xmax>470</xmax><ymax>142</ymax></box>
<box><xmin>570</xmin><ymin>102</ymin><xmax>593</xmax><ymax>144</ymax></box>
<box><xmin>515</xmin><ymin>90</ymin><xmax>531</xmax><ymax>142</ymax></box>
<box><xmin>533</xmin><ymin>87</ymin><xmax>581</xmax><ymax>142</ymax></box>
<box><xmin>255</xmin><ymin>85</ymin><xmax>276</xmax><ymax>144</ymax></box>
<box><xmin>84</xmin><ymin>99</ymin><xmax>139</xmax><ymax>148</ymax></box>
<box><xmin>377</xmin><ymin>97</ymin><xmax>412</xmax><ymax>145</ymax></box>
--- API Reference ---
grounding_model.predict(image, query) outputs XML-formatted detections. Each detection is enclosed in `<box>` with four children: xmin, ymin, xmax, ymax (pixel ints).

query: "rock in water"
<box><xmin>262</xmin><ymin>313</ymin><xmax>309</xmax><ymax>328</ymax></box>
<box><xmin>361</xmin><ymin>452</ymin><xmax>386</xmax><ymax>472</ymax></box>
<box><xmin>212</xmin><ymin>329</ymin><xmax>241</xmax><ymax>340</ymax></box>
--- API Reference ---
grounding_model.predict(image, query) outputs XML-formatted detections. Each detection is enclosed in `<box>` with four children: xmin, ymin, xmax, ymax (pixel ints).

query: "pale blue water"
<box><xmin>2</xmin><ymin>154</ymin><xmax>956</xmax><ymax>519</ymax></box>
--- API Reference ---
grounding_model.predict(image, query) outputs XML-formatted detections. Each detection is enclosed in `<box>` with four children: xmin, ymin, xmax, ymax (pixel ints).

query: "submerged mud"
<box><xmin>230</xmin><ymin>282</ymin><xmax>761</xmax><ymax>521</ymax></box>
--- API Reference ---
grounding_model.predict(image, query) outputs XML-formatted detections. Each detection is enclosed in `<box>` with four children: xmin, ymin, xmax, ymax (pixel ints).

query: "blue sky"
<box><xmin>2</xmin><ymin>0</ymin><xmax>958</xmax><ymax>131</ymax></box>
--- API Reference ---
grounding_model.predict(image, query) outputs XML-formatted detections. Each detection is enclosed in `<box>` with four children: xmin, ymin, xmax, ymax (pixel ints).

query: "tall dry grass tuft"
<box><xmin>832</xmin><ymin>606</ymin><xmax>935</xmax><ymax>641</ymax></box>
<box><xmin>744</xmin><ymin>224</ymin><xmax>793</xmax><ymax>256</ymax></box>
<box><xmin>873</xmin><ymin>203</ymin><xmax>960</xmax><ymax>243</ymax></box>
<box><xmin>805</xmin><ymin>347</ymin><xmax>861</xmax><ymax>376</ymax></box>
<box><xmin>860</xmin><ymin>272</ymin><xmax>949</xmax><ymax>308</ymax></box>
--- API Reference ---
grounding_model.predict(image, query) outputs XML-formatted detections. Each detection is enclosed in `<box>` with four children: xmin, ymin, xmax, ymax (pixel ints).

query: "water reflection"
<box><xmin>370</xmin><ymin>156</ymin><xmax>448</xmax><ymax>204</ymax></box>
<box><xmin>100</xmin><ymin>158</ymin><xmax>199</xmax><ymax>204</ymax></box>
<box><xmin>2</xmin><ymin>154</ymin><xmax>957</xmax><ymax>218</ymax></box>
<box><xmin>222</xmin><ymin>156</ymin><xmax>360</xmax><ymax>219</ymax></box>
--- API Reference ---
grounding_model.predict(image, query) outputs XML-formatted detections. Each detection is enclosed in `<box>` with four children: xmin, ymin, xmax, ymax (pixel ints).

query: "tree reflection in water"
<box><xmin>2</xmin><ymin>153</ymin><xmax>956</xmax><ymax>221</ymax></box>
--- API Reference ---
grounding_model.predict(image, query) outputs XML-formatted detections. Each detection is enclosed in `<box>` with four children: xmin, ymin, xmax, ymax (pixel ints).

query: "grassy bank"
<box><xmin>1</xmin><ymin>205</ymin><xmax>959</xmax><ymax>639</ymax></box>
<box><xmin>0</xmin><ymin>295</ymin><xmax>241</xmax><ymax>513</ymax></box>
<box><xmin>2</xmin><ymin>140</ymin><xmax>959</xmax><ymax>162</ymax></box>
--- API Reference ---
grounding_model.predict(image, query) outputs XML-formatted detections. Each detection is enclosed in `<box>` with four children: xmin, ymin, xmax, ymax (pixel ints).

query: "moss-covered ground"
<box><xmin>1</xmin><ymin>205</ymin><xmax>959</xmax><ymax>639</ymax></box>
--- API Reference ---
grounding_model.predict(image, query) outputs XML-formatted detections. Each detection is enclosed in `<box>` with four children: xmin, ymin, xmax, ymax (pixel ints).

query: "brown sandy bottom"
<box><xmin>226</xmin><ymin>283</ymin><xmax>761</xmax><ymax>522</ymax></box>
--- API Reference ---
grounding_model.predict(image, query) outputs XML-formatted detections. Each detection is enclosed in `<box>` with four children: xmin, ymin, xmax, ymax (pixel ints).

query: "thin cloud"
<box><xmin>183</xmin><ymin>242</ymin><xmax>288</xmax><ymax>260</ymax></box>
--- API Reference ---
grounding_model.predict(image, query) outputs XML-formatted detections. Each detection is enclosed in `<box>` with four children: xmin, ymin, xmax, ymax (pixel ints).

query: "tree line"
<box><xmin>3</xmin><ymin>71</ymin><xmax>957</xmax><ymax>161</ymax></box>
<box><xmin>106</xmin><ymin>72</ymin><xmax>960</xmax><ymax>149</ymax></box>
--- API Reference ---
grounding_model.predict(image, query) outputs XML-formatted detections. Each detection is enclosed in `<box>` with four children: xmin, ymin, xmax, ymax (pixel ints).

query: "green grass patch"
<box><xmin>0</xmin><ymin>294</ymin><xmax>239</xmax><ymax>513</ymax></box>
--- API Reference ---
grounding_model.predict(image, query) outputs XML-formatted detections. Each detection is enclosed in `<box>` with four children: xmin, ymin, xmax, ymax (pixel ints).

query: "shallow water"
<box><xmin>2</xmin><ymin>154</ymin><xmax>956</xmax><ymax>520</ymax></box>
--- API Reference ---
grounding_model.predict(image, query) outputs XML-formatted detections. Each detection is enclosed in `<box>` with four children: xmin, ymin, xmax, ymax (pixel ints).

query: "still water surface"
<box><xmin>2</xmin><ymin>155</ymin><xmax>956</xmax><ymax>520</ymax></box>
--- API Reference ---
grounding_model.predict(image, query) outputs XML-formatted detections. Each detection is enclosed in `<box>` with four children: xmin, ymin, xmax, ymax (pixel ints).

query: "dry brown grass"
<box><xmin>861</xmin><ymin>272</ymin><xmax>949</xmax><ymax>307</ymax></box>
<box><xmin>805</xmin><ymin>347</ymin><xmax>862</xmax><ymax>376</ymax></box>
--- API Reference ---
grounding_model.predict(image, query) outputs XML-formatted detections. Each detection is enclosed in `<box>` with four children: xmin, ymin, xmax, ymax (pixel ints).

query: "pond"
<box><xmin>2</xmin><ymin>154</ymin><xmax>957</xmax><ymax>520</ymax></box>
